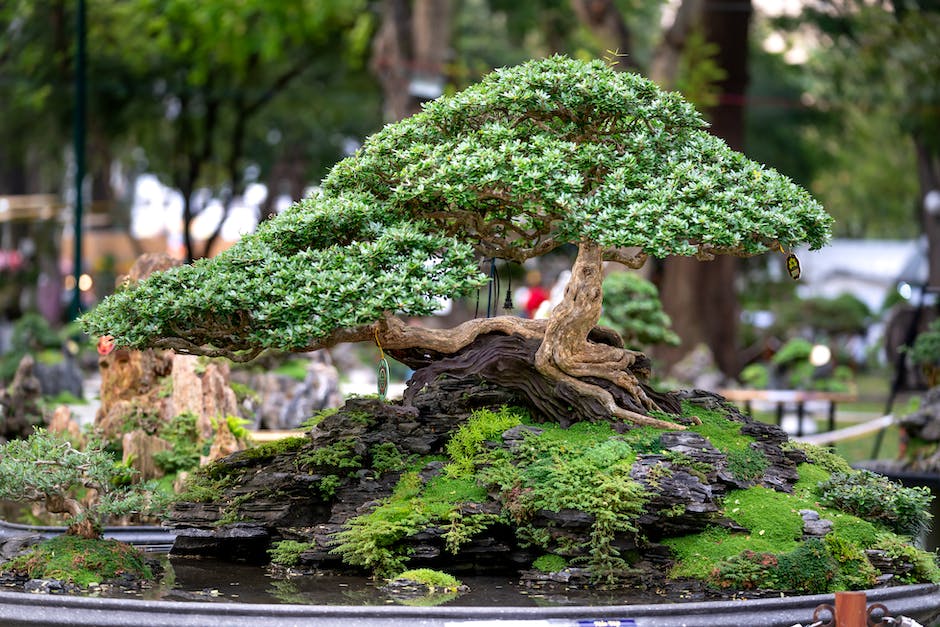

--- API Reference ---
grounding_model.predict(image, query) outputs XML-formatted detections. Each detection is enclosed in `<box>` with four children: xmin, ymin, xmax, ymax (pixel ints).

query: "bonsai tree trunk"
<box><xmin>45</xmin><ymin>493</ymin><xmax>99</xmax><ymax>539</ymax></box>
<box><xmin>535</xmin><ymin>242</ymin><xmax>672</xmax><ymax>427</ymax></box>
<box><xmin>386</xmin><ymin>243</ymin><xmax>684</xmax><ymax>429</ymax></box>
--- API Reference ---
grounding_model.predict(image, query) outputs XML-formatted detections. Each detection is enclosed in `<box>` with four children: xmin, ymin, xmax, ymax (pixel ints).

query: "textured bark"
<box><xmin>384</xmin><ymin>244</ymin><xmax>685</xmax><ymax>429</ymax></box>
<box><xmin>398</xmin><ymin>333</ymin><xmax>682</xmax><ymax>428</ymax></box>
<box><xmin>534</xmin><ymin>242</ymin><xmax>682</xmax><ymax>428</ymax></box>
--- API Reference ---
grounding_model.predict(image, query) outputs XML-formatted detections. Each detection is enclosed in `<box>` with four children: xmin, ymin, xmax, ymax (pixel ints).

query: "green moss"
<box><xmin>391</xmin><ymin>568</ymin><xmax>462</xmax><ymax>591</ymax></box>
<box><xmin>793</xmin><ymin>462</ymin><xmax>831</xmax><ymax>497</ymax></box>
<box><xmin>174</xmin><ymin>460</ymin><xmax>236</xmax><ymax>503</ymax></box>
<box><xmin>240</xmin><ymin>435</ymin><xmax>308</xmax><ymax>462</ymax></box>
<box><xmin>299</xmin><ymin>437</ymin><xmax>362</xmax><ymax>471</ymax></box>
<box><xmin>268</xmin><ymin>539</ymin><xmax>315</xmax><ymax>566</ymax></box>
<box><xmin>784</xmin><ymin>441</ymin><xmax>853</xmax><ymax>475</ymax></box>
<box><xmin>685</xmin><ymin>404</ymin><xmax>768</xmax><ymax>482</ymax></box>
<box><xmin>331</xmin><ymin>464</ymin><xmax>496</xmax><ymax>578</ymax></box>
<box><xmin>370</xmin><ymin>442</ymin><xmax>407</xmax><ymax>474</ymax></box>
<box><xmin>776</xmin><ymin>539</ymin><xmax>839</xmax><ymax>594</ymax></box>
<box><xmin>475</xmin><ymin>420</ymin><xmax>649</xmax><ymax>582</ymax></box>
<box><xmin>666</xmin><ymin>526</ymin><xmax>783</xmax><ymax>579</ymax></box>
<box><xmin>4</xmin><ymin>535</ymin><xmax>153</xmax><ymax>587</ymax></box>
<box><xmin>532</xmin><ymin>554</ymin><xmax>568</xmax><ymax>572</ymax></box>
<box><xmin>300</xmin><ymin>407</ymin><xmax>340</xmax><ymax>429</ymax></box>
<box><xmin>445</xmin><ymin>406</ymin><xmax>525</xmax><ymax>476</ymax></box>
<box><xmin>724</xmin><ymin>487</ymin><xmax>804</xmax><ymax>545</ymax></box>
<box><xmin>828</xmin><ymin>515</ymin><xmax>880</xmax><ymax>548</ymax></box>
<box><xmin>824</xmin><ymin>534</ymin><xmax>878</xmax><ymax>590</ymax></box>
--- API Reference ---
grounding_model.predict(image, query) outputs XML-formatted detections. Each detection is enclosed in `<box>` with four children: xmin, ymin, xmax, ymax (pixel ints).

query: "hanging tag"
<box><xmin>786</xmin><ymin>252</ymin><xmax>801</xmax><ymax>280</ymax></box>
<box><xmin>375</xmin><ymin>329</ymin><xmax>389</xmax><ymax>400</ymax></box>
<box><xmin>377</xmin><ymin>357</ymin><xmax>389</xmax><ymax>399</ymax></box>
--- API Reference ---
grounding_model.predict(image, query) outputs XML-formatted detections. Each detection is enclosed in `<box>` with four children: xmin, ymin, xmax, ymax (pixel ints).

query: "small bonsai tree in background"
<box><xmin>0</xmin><ymin>429</ymin><xmax>154</xmax><ymax>539</ymax></box>
<box><xmin>908</xmin><ymin>318</ymin><xmax>940</xmax><ymax>386</ymax></box>
<box><xmin>82</xmin><ymin>55</ymin><xmax>832</xmax><ymax>430</ymax></box>
<box><xmin>599</xmin><ymin>272</ymin><xmax>680</xmax><ymax>350</ymax></box>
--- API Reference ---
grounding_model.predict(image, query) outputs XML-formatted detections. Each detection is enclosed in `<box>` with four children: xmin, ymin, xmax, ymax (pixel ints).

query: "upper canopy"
<box><xmin>82</xmin><ymin>55</ymin><xmax>832</xmax><ymax>354</ymax></box>
<box><xmin>325</xmin><ymin>55</ymin><xmax>832</xmax><ymax>262</ymax></box>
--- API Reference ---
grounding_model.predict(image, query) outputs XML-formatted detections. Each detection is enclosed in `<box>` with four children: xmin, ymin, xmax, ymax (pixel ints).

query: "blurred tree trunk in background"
<box><xmin>654</xmin><ymin>0</ymin><xmax>751</xmax><ymax>379</ymax></box>
<box><xmin>371</xmin><ymin>0</ymin><xmax>454</xmax><ymax>122</ymax></box>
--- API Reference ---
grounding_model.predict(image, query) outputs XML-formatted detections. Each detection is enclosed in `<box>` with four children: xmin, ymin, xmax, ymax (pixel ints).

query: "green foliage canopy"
<box><xmin>0</xmin><ymin>430</ymin><xmax>154</xmax><ymax>529</ymax></box>
<box><xmin>83</xmin><ymin>56</ymin><xmax>831</xmax><ymax>355</ymax></box>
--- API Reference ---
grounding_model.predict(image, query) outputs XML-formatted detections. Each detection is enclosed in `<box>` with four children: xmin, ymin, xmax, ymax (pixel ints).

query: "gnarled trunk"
<box><xmin>387</xmin><ymin>242</ymin><xmax>685</xmax><ymax>430</ymax></box>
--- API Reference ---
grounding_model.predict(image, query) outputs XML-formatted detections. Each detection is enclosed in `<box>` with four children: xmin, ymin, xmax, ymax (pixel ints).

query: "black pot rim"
<box><xmin>0</xmin><ymin>583</ymin><xmax>937</xmax><ymax>627</ymax></box>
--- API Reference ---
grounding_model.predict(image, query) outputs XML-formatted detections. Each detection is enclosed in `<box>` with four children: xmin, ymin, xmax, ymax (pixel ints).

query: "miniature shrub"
<box><xmin>817</xmin><ymin>470</ymin><xmax>933</xmax><ymax>537</ymax></box>
<box><xmin>445</xmin><ymin>406</ymin><xmax>525</xmax><ymax>476</ymax></box>
<box><xmin>710</xmin><ymin>539</ymin><xmax>839</xmax><ymax>593</ymax></box>
<box><xmin>532</xmin><ymin>554</ymin><xmax>568</xmax><ymax>572</ymax></box>
<box><xmin>477</xmin><ymin>420</ymin><xmax>649</xmax><ymax>582</ymax></box>
<box><xmin>0</xmin><ymin>429</ymin><xmax>157</xmax><ymax>535</ymax></box>
<box><xmin>331</xmin><ymin>468</ymin><xmax>495</xmax><ymax>578</ymax></box>
<box><xmin>4</xmin><ymin>535</ymin><xmax>153</xmax><ymax>587</ymax></box>
<box><xmin>710</xmin><ymin>550</ymin><xmax>779</xmax><ymax>589</ymax></box>
<box><xmin>318</xmin><ymin>474</ymin><xmax>342</xmax><ymax>499</ymax></box>
<box><xmin>268</xmin><ymin>540</ymin><xmax>315</xmax><ymax>567</ymax></box>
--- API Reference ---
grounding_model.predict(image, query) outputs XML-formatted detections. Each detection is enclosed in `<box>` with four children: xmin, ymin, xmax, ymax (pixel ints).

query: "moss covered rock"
<box><xmin>165</xmin><ymin>378</ymin><xmax>938</xmax><ymax>597</ymax></box>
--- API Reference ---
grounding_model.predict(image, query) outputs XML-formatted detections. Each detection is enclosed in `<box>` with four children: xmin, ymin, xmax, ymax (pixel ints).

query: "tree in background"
<box><xmin>83</xmin><ymin>57</ymin><xmax>831</xmax><ymax>428</ymax></box>
<box><xmin>777</xmin><ymin>0</ymin><xmax>939</xmax><ymax>245</ymax></box>
<box><xmin>0</xmin><ymin>0</ymin><xmax>383</xmax><ymax>266</ymax></box>
<box><xmin>600</xmin><ymin>272</ymin><xmax>680</xmax><ymax>350</ymax></box>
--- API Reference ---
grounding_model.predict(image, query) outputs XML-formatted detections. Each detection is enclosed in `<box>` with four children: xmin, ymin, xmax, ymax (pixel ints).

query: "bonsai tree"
<box><xmin>82</xmin><ymin>56</ymin><xmax>831</xmax><ymax>429</ymax></box>
<box><xmin>0</xmin><ymin>429</ymin><xmax>153</xmax><ymax>539</ymax></box>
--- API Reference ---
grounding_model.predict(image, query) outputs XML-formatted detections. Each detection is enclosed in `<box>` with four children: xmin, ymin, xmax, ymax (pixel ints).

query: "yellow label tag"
<box><xmin>786</xmin><ymin>253</ymin><xmax>801</xmax><ymax>280</ymax></box>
